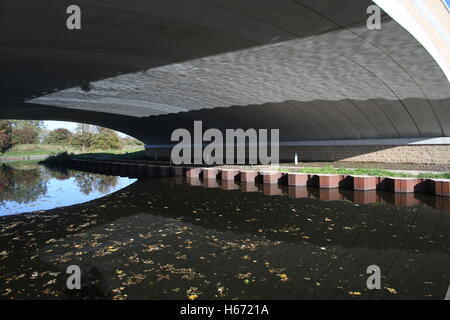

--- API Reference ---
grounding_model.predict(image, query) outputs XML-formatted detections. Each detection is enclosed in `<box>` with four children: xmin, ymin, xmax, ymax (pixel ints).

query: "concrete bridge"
<box><xmin>1</xmin><ymin>0</ymin><xmax>449</xmax><ymax>163</ymax></box>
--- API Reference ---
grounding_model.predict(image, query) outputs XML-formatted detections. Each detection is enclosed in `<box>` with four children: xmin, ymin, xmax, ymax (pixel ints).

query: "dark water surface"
<box><xmin>0</xmin><ymin>164</ymin><xmax>449</xmax><ymax>299</ymax></box>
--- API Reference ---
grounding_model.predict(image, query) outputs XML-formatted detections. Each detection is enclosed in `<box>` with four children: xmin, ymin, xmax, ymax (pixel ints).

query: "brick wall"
<box><xmin>146</xmin><ymin>144</ymin><xmax>450</xmax><ymax>164</ymax></box>
<box><xmin>279</xmin><ymin>145</ymin><xmax>450</xmax><ymax>164</ymax></box>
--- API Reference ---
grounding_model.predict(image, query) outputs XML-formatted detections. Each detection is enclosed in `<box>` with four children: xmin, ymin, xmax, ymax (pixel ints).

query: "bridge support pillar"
<box><xmin>287</xmin><ymin>173</ymin><xmax>308</xmax><ymax>187</ymax></box>
<box><xmin>353</xmin><ymin>176</ymin><xmax>378</xmax><ymax>191</ymax></box>
<box><xmin>394</xmin><ymin>178</ymin><xmax>421</xmax><ymax>193</ymax></box>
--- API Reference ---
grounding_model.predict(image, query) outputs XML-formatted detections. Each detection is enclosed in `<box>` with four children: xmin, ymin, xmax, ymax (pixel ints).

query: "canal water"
<box><xmin>0</xmin><ymin>163</ymin><xmax>135</xmax><ymax>216</ymax></box>
<box><xmin>0</xmin><ymin>163</ymin><xmax>449</xmax><ymax>299</ymax></box>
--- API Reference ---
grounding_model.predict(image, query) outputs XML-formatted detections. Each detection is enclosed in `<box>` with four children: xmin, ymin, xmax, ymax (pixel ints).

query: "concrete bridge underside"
<box><xmin>1</xmin><ymin>0</ymin><xmax>449</xmax><ymax>163</ymax></box>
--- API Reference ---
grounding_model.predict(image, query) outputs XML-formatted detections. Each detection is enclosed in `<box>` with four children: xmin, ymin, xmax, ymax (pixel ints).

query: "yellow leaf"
<box><xmin>188</xmin><ymin>294</ymin><xmax>198</xmax><ymax>300</ymax></box>
<box><xmin>386</xmin><ymin>288</ymin><xmax>397</xmax><ymax>294</ymax></box>
<box><xmin>279</xmin><ymin>274</ymin><xmax>288</xmax><ymax>282</ymax></box>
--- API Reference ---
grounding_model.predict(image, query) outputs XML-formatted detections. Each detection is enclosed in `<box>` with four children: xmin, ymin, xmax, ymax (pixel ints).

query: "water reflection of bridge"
<box><xmin>184</xmin><ymin>177</ymin><xmax>450</xmax><ymax>212</ymax></box>
<box><xmin>72</xmin><ymin>159</ymin><xmax>450</xmax><ymax>212</ymax></box>
<box><xmin>1</xmin><ymin>176</ymin><xmax>449</xmax><ymax>299</ymax></box>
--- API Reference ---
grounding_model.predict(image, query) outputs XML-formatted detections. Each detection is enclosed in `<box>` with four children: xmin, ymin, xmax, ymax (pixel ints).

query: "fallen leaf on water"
<box><xmin>279</xmin><ymin>274</ymin><xmax>288</xmax><ymax>282</ymax></box>
<box><xmin>386</xmin><ymin>288</ymin><xmax>397</xmax><ymax>294</ymax></box>
<box><xmin>188</xmin><ymin>294</ymin><xmax>198</xmax><ymax>300</ymax></box>
<box><xmin>2</xmin><ymin>288</ymin><xmax>12</xmax><ymax>296</ymax></box>
<box><xmin>236</xmin><ymin>272</ymin><xmax>252</xmax><ymax>279</ymax></box>
<box><xmin>348</xmin><ymin>291</ymin><xmax>362</xmax><ymax>296</ymax></box>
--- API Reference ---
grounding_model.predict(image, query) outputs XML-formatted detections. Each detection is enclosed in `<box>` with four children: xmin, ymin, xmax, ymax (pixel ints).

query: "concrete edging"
<box><xmin>70</xmin><ymin>159</ymin><xmax>450</xmax><ymax>198</ymax></box>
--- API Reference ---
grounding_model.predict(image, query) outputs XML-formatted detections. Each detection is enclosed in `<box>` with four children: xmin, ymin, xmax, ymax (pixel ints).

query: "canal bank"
<box><xmin>0</xmin><ymin>154</ymin><xmax>50</xmax><ymax>162</ymax></box>
<box><xmin>70</xmin><ymin>159</ymin><xmax>450</xmax><ymax>200</ymax></box>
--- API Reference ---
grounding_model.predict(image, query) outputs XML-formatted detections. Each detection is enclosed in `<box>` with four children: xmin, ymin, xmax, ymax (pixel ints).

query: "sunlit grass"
<box><xmin>279</xmin><ymin>165</ymin><xmax>450</xmax><ymax>179</ymax></box>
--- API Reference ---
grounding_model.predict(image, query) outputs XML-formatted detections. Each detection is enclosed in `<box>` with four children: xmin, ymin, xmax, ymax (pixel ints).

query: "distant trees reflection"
<box><xmin>0</xmin><ymin>163</ymin><xmax>47</xmax><ymax>203</ymax></box>
<box><xmin>73</xmin><ymin>172</ymin><xmax>118</xmax><ymax>195</ymax></box>
<box><xmin>0</xmin><ymin>163</ymin><xmax>118</xmax><ymax>204</ymax></box>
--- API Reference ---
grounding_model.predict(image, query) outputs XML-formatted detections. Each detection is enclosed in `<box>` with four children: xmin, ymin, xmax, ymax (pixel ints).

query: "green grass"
<box><xmin>417</xmin><ymin>172</ymin><xmax>450</xmax><ymax>179</ymax></box>
<box><xmin>279</xmin><ymin>165</ymin><xmax>450</xmax><ymax>179</ymax></box>
<box><xmin>2</xmin><ymin>144</ymin><xmax>76</xmax><ymax>156</ymax></box>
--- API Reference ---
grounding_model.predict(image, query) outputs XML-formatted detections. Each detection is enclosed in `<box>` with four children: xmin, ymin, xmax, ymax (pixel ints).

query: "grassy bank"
<box><xmin>278</xmin><ymin>166</ymin><xmax>450</xmax><ymax>179</ymax></box>
<box><xmin>2</xmin><ymin>144</ymin><xmax>144</xmax><ymax>157</ymax></box>
<box><xmin>71</xmin><ymin>149</ymin><xmax>147</xmax><ymax>160</ymax></box>
<box><xmin>2</xmin><ymin>144</ymin><xmax>76</xmax><ymax>156</ymax></box>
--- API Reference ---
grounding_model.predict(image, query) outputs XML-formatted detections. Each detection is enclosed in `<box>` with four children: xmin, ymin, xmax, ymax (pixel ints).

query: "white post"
<box><xmin>294</xmin><ymin>153</ymin><xmax>298</xmax><ymax>165</ymax></box>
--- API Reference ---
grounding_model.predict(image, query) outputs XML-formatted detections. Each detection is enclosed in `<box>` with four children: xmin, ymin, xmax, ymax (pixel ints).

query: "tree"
<box><xmin>11</xmin><ymin>120</ymin><xmax>44</xmax><ymax>144</ymax></box>
<box><xmin>0</xmin><ymin>163</ymin><xmax>48</xmax><ymax>203</ymax></box>
<box><xmin>70</xmin><ymin>124</ymin><xmax>95</xmax><ymax>151</ymax></box>
<box><xmin>70</xmin><ymin>124</ymin><xmax>122</xmax><ymax>151</ymax></box>
<box><xmin>45</xmin><ymin>128</ymin><xmax>73</xmax><ymax>144</ymax></box>
<box><xmin>12</xmin><ymin>126</ymin><xmax>39</xmax><ymax>144</ymax></box>
<box><xmin>0</xmin><ymin>120</ymin><xmax>13</xmax><ymax>153</ymax></box>
<box><xmin>91</xmin><ymin>127</ymin><xmax>121</xmax><ymax>150</ymax></box>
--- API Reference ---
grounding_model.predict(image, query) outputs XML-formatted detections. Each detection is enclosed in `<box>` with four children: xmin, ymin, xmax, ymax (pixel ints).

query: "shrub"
<box><xmin>91</xmin><ymin>128</ymin><xmax>121</xmax><ymax>150</ymax></box>
<box><xmin>12</xmin><ymin>127</ymin><xmax>39</xmax><ymax>144</ymax></box>
<box><xmin>45</xmin><ymin>128</ymin><xmax>73</xmax><ymax>144</ymax></box>
<box><xmin>70</xmin><ymin>132</ymin><xmax>95</xmax><ymax>151</ymax></box>
<box><xmin>11</xmin><ymin>121</ymin><xmax>43</xmax><ymax>144</ymax></box>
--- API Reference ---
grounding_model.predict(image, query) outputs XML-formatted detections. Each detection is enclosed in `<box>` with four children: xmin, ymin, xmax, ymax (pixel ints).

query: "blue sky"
<box><xmin>44</xmin><ymin>120</ymin><xmax>128</xmax><ymax>137</ymax></box>
<box><xmin>444</xmin><ymin>0</ymin><xmax>450</xmax><ymax>9</ymax></box>
<box><xmin>44</xmin><ymin>120</ymin><xmax>78</xmax><ymax>131</ymax></box>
